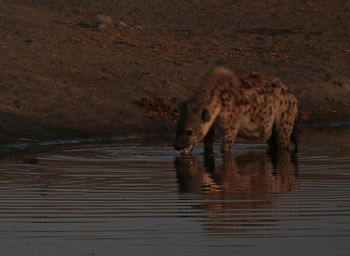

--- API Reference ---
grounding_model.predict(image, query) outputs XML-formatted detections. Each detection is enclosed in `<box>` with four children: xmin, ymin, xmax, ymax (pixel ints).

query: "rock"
<box><xmin>90</xmin><ymin>14</ymin><xmax>113</xmax><ymax>29</ymax></box>
<box><xmin>117</xmin><ymin>21</ymin><xmax>127</xmax><ymax>28</ymax></box>
<box><xmin>116</xmin><ymin>21</ymin><xmax>143</xmax><ymax>31</ymax></box>
<box><xmin>135</xmin><ymin>25</ymin><xmax>143</xmax><ymax>31</ymax></box>
<box><xmin>22</xmin><ymin>158</ymin><xmax>39</xmax><ymax>165</ymax></box>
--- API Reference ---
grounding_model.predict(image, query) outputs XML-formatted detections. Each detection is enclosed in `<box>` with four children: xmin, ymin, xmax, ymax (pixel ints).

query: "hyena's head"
<box><xmin>173</xmin><ymin>101</ymin><xmax>212</xmax><ymax>153</ymax></box>
<box><xmin>174</xmin><ymin>154</ymin><xmax>204</xmax><ymax>193</ymax></box>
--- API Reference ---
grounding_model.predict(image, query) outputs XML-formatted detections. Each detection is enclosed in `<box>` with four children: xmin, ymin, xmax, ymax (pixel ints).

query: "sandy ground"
<box><xmin>0</xmin><ymin>0</ymin><xmax>349</xmax><ymax>143</ymax></box>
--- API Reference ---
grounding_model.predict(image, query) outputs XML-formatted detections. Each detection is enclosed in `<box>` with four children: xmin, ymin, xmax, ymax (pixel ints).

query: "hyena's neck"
<box><xmin>199</xmin><ymin>94</ymin><xmax>222</xmax><ymax>126</ymax></box>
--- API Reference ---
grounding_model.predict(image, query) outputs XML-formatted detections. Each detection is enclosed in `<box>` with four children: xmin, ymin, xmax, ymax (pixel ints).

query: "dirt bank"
<box><xmin>0</xmin><ymin>0</ymin><xmax>349</xmax><ymax>143</ymax></box>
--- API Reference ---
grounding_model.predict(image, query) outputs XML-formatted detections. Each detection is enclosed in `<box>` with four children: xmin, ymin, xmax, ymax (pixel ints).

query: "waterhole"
<box><xmin>0</xmin><ymin>127</ymin><xmax>349</xmax><ymax>256</ymax></box>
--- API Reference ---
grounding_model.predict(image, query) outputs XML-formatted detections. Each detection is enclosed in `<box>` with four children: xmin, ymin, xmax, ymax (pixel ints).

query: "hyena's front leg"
<box><xmin>220</xmin><ymin>126</ymin><xmax>238</xmax><ymax>153</ymax></box>
<box><xmin>204</xmin><ymin>125</ymin><xmax>215</xmax><ymax>154</ymax></box>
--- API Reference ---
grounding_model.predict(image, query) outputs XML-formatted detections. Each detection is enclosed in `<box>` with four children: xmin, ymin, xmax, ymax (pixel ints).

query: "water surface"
<box><xmin>0</xmin><ymin>127</ymin><xmax>349</xmax><ymax>255</ymax></box>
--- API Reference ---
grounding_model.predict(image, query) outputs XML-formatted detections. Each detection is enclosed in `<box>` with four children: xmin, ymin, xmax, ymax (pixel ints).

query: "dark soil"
<box><xmin>0</xmin><ymin>0</ymin><xmax>349</xmax><ymax>143</ymax></box>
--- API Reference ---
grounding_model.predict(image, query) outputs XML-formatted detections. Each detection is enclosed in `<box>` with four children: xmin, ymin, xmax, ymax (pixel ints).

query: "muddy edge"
<box><xmin>0</xmin><ymin>0</ymin><xmax>349</xmax><ymax>143</ymax></box>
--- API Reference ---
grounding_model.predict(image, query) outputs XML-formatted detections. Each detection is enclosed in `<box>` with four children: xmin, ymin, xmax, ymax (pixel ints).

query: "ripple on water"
<box><xmin>0</xmin><ymin>128</ymin><xmax>349</xmax><ymax>255</ymax></box>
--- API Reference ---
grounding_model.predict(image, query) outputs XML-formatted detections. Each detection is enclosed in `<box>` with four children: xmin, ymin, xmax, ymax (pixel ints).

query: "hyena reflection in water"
<box><xmin>175</xmin><ymin>150</ymin><xmax>298</xmax><ymax>210</ymax></box>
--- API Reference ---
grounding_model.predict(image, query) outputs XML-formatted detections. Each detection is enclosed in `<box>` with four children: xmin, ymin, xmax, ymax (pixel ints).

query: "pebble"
<box><xmin>117</xmin><ymin>21</ymin><xmax>127</xmax><ymax>28</ymax></box>
<box><xmin>90</xmin><ymin>14</ymin><xmax>113</xmax><ymax>29</ymax></box>
<box><xmin>22</xmin><ymin>158</ymin><xmax>39</xmax><ymax>165</ymax></box>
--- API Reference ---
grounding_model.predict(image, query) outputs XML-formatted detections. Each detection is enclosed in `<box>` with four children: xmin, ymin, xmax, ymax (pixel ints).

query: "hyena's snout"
<box><xmin>173</xmin><ymin>137</ymin><xmax>194</xmax><ymax>153</ymax></box>
<box><xmin>173</xmin><ymin>143</ymin><xmax>183</xmax><ymax>151</ymax></box>
<box><xmin>173</xmin><ymin>138</ymin><xmax>187</xmax><ymax>151</ymax></box>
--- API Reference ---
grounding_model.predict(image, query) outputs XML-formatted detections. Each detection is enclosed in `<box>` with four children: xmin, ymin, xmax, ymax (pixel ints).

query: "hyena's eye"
<box><xmin>186</xmin><ymin>130</ymin><xmax>193</xmax><ymax>136</ymax></box>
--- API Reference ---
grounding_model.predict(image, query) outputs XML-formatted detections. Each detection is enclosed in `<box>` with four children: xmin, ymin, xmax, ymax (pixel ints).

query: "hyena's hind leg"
<box><xmin>290</xmin><ymin>119</ymin><xmax>298</xmax><ymax>151</ymax></box>
<box><xmin>267</xmin><ymin>124</ymin><xmax>278</xmax><ymax>149</ymax></box>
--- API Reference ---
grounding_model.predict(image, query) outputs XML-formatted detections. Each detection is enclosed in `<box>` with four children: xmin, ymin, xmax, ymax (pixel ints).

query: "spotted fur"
<box><xmin>173</xmin><ymin>66</ymin><xmax>298</xmax><ymax>153</ymax></box>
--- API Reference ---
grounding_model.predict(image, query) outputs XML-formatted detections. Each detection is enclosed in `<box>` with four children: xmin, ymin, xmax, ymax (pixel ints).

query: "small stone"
<box><xmin>135</xmin><ymin>25</ymin><xmax>143</xmax><ymax>31</ymax></box>
<box><xmin>90</xmin><ymin>14</ymin><xmax>113</xmax><ymax>29</ymax></box>
<box><xmin>117</xmin><ymin>21</ymin><xmax>127</xmax><ymax>28</ymax></box>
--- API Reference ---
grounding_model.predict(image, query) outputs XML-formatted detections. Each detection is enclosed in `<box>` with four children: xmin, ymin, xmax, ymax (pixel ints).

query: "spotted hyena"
<box><xmin>173</xmin><ymin>66</ymin><xmax>298</xmax><ymax>153</ymax></box>
<box><xmin>175</xmin><ymin>151</ymin><xmax>298</xmax><ymax>194</ymax></box>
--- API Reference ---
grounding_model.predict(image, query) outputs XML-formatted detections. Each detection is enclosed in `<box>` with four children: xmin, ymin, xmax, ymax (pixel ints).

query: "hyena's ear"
<box><xmin>201</xmin><ymin>108</ymin><xmax>211</xmax><ymax>123</ymax></box>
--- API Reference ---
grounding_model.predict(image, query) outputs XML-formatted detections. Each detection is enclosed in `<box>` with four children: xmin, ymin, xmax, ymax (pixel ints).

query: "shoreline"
<box><xmin>1</xmin><ymin>0</ymin><xmax>349</xmax><ymax>145</ymax></box>
<box><xmin>1</xmin><ymin>121</ymin><xmax>349</xmax><ymax>152</ymax></box>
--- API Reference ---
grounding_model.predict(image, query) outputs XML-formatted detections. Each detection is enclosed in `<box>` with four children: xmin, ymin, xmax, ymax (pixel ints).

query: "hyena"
<box><xmin>173</xmin><ymin>66</ymin><xmax>298</xmax><ymax>153</ymax></box>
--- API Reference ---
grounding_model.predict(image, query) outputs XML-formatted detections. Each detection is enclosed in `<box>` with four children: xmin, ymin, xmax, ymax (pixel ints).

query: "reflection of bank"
<box><xmin>175</xmin><ymin>150</ymin><xmax>298</xmax><ymax>233</ymax></box>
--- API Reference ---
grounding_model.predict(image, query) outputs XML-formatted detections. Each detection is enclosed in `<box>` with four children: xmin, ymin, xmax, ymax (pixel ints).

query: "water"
<box><xmin>0</xmin><ymin>127</ymin><xmax>349</xmax><ymax>256</ymax></box>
